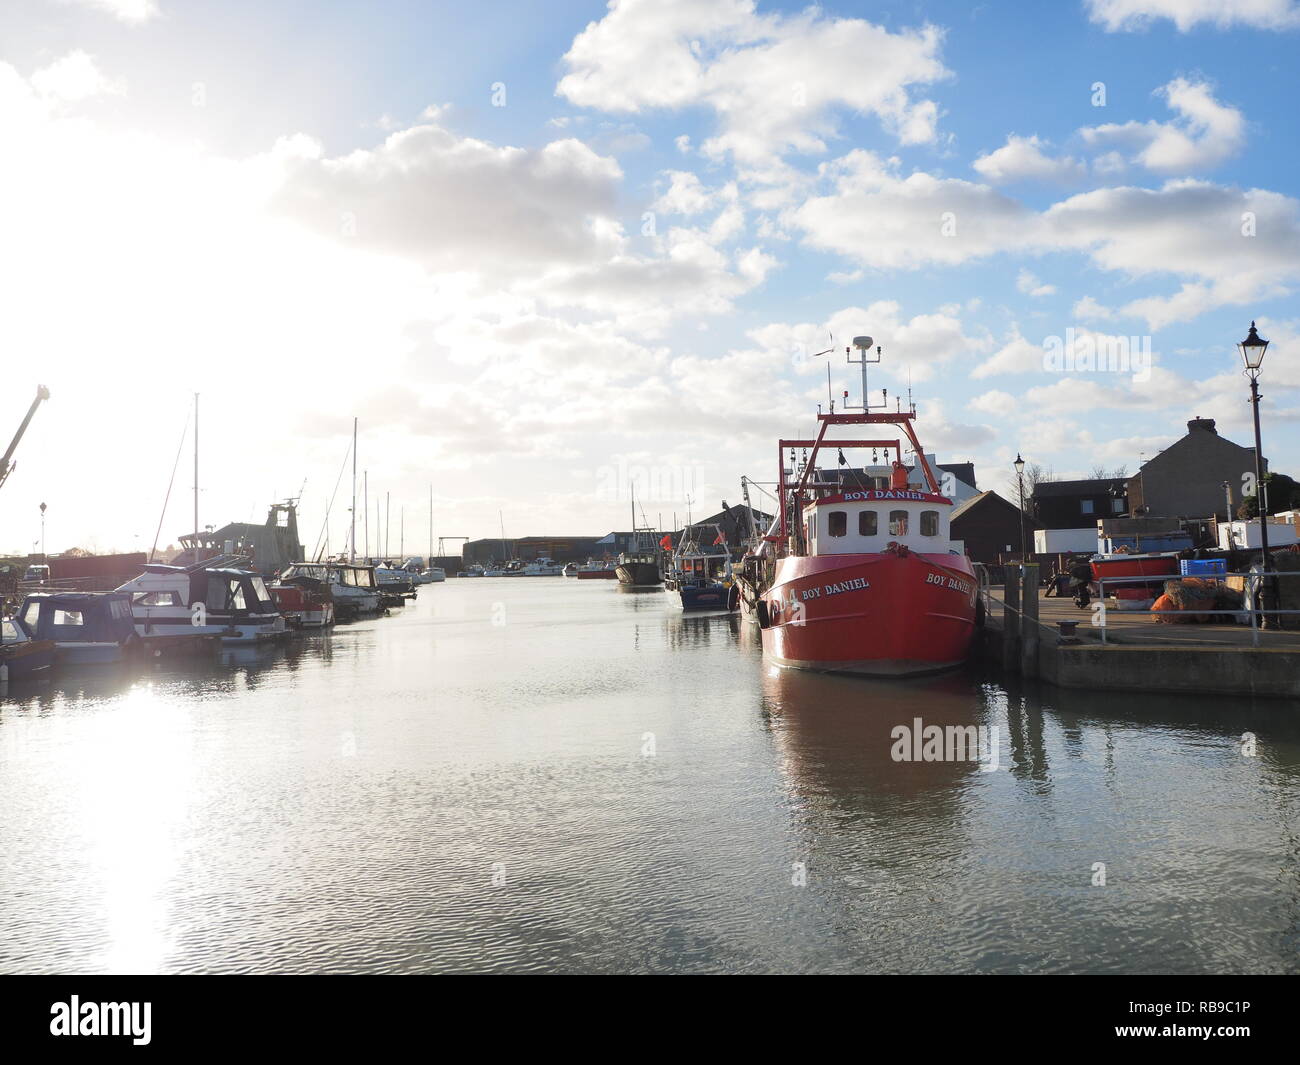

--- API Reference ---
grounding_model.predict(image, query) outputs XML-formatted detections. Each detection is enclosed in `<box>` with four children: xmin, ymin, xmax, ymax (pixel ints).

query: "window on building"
<box><xmin>889</xmin><ymin>510</ymin><xmax>909</xmax><ymax>535</ymax></box>
<box><xmin>828</xmin><ymin>511</ymin><xmax>847</xmax><ymax>537</ymax></box>
<box><xmin>1080</xmin><ymin>499</ymin><xmax>1095</xmax><ymax>515</ymax></box>
<box><xmin>1111</xmin><ymin>499</ymin><xmax>1124</xmax><ymax>513</ymax></box>
<box><xmin>858</xmin><ymin>510</ymin><xmax>878</xmax><ymax>536</ymax></box>
<box><xmin>920</xmin><ymin>510</ymin><xmax>939</xmax><ymax>536</ymax></box>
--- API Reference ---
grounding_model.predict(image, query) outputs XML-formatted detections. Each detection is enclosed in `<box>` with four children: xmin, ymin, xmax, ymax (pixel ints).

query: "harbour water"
<box><xmin>2</xmin><ymin>579</ymin><xmax>1298</xmax><ymax>975</ymax></box>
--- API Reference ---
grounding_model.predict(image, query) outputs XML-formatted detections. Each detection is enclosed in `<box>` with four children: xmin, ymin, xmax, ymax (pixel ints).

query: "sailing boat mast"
<box><xmin>350</xmin><ymin>417</ymin><xmax>357</xmax><ymax>562</ymax></box>
<box><xmin>193</xmin><ymin>393</ymin><xmax>199</xmax><ymax>546</ymax></box>
<box><xmin>428</xmin><ymin>484</ymin><xmax>433</xmax><ymax>567</ymax></box>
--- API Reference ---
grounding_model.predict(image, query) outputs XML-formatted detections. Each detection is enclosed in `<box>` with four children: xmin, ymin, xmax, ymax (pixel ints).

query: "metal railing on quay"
<box><xmin>1090</xmin><ymin>571</ymin><xmax>1300</xmax><ymax>648</ymax></box>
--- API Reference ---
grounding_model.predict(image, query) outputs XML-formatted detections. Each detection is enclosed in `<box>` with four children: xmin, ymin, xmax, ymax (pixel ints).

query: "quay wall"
<box><xmin>979</xmin><ymin>564</ymin><xmax>1300</xmax><ymax>699</ymax></box>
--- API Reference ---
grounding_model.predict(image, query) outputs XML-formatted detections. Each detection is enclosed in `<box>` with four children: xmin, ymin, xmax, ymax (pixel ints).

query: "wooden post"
<box><xmin>1003</xmin><ymin>564</ymin><xmax>1021</xmax><ymax>673</ymax></box>
<box><xmin>1020</xmin><ymin>562</ymin><xmax>1039</xmax><ymax>679</ymax></box>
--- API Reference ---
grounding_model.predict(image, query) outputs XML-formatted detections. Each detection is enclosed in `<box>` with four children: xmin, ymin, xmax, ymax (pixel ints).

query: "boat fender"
<box><xmin>756</xmin><ymin>600</ymin><xmax>771</xmax><ymax>629</ymax></box>
<box><xmin>898</xmin><ymin>544</ymin><xmax>909</xmax><ymax>558</ymax></box>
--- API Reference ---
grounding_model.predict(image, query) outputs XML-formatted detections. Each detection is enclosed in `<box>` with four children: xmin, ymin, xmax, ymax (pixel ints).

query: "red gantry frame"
<box><xmin>775</xmin><ymin>411</ymin><xmax>941</xmax><ymax>544</ymax></box>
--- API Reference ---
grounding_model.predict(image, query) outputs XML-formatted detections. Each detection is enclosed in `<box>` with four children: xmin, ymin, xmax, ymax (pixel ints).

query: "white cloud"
<box><xmin>66</xmin><ymin>0</ymin><xmax>159</xmax><ymax>22</ymax></box>
<box><xmin>1080</xmin><ymin>78</ymin><xmax>1245</xmax><ymax>173</ymax></box>
<box><xmin>971</xmin><ymin>329</ymin><xmax>1044</xmax><ymax>378</ymax></box>
<box><xmin>31</xmin><ymin>51</ymin><xmax>122</xmax><ymax>101</ymax></box>
<box><xmin>973</xmin><ymin>135</ymin><xmax>1085</xmax><ymax>185</ymax></box>
<box><xmin>969</xmin><ymin>390</ymin><xmax>1018</xmax><ymax>416</ymax></box>
<box><xmin>652</xmin><ymin>170</ymin><xmax>714</xmax><ymax>215</ymax></box>
<box><xmin>789</xmin><ymin>150</ymin><xmax>1036</xmax><ymax>268</ymax></box>
<box><xmin>1086</xmin><ymin>0</ymin><xmax>1300</xmax><ymax>32</ymax></box>
<box><xmin>271</xmin><ymin>118</ymin><xmax>626</xmax><ymax>275</ymax></box>
<box><xmin>1017</xmin><ymin>269</ymin><xmax>1056</xmax><ymax>297</ymax></box>
<box><xmin>789</xmin><ymin>144</ymin><xmax>1300</xmax><ymax>330</ymax></box>
<box><xmin>557</xmin><ymin>0</ymin><xmax>949</xmax><ymax>163</ymax></box>
<box><xmin>1073</xmin><ymin>296</ymin><xmax>1117</xmax><ymax>320</ymax></box>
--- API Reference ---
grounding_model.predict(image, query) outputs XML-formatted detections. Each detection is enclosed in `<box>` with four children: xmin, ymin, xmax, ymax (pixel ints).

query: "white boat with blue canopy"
<box><xmin>116</xmin><ymin>554</ymin><xmax>287</xmax><ymax>644</ymax></box>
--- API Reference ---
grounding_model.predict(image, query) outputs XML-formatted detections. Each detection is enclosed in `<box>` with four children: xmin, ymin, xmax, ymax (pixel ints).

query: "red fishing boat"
<box><xmin>735</xmin><ymin>336</ymin><xmax>977</xmax><ymax>677</ymax></box>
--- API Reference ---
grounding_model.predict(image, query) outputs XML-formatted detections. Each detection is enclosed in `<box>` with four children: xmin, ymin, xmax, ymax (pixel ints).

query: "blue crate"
<box><xmin>1179</xmin><ymin>558</ymin><xmax>1227</xmax><ymax>576</ymax></box>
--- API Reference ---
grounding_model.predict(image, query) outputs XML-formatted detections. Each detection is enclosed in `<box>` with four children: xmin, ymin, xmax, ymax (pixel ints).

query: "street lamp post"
<box><xmin>1014</xmin><ymin>453</ymin><xmax>1027</xmax><ymax>561</ymax></box>
<box><xmin>1238</xmin><ymin>322</ymin><xmax>1272</xmax><ymax>628</ymax></box>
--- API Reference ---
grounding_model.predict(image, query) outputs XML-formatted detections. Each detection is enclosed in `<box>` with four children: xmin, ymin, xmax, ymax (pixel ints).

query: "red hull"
<box><xmin>760</xmin><ymin>551</ymin><xmax>977</xmax><ymax>677</ymax></box>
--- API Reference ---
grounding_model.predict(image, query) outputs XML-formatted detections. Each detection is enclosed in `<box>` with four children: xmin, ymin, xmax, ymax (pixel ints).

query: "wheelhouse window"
<box><xmin>21</xmin><ymin>602</ymin><xmax>40</xmax><ymax>631</ymax></box>
<box><xmin>920</xmin><ymin>510</ymin><xmax>939</xmax><ymax>536</ymax></box>
<box><xmin>2</xmin><ymin>619</ymin><xmax>19</xmax><ymax>642</ymax></box>
<box><xmin>858</xmin><ymin>511</ymin><xmax>878</xmax><ymax>536</ymax></box>
<box><xmin>889</xmin><ymin>510</ymin><xmax>909</xmax><ymax>535</ymax></box>
<box><xmin>827</xmin><ymin>511</ymin><xmax>847</xmax><ymax>537</ymax></box>
<box><xmin>52</xmin><ymin>609</ymin><xmax>84</xmax><ymax>626</ymax></box>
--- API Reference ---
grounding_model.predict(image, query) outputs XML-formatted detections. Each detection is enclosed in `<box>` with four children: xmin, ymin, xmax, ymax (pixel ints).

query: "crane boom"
<box><xmin>0</xmin><ymin>385</ymin><xmax>50</xmax><ymax>490</ymax></box>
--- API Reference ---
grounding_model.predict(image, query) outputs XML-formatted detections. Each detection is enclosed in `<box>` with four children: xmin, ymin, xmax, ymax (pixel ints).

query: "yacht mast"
<box><xmin>193</xmin><ymin>393</ymin><xmax>199</xmax><ymax>546</ymax></box>
<box><xmin>350</xmin><ymin>417</ymin><xmax>357</xmax><ymax>563</ymax></box>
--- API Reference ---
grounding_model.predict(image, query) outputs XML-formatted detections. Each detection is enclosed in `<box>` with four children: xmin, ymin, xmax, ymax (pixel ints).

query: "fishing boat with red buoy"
<box><xmin>734</xmin><ymin>335</ymin><xmax>977</xmax><ymax>677</ymax></box>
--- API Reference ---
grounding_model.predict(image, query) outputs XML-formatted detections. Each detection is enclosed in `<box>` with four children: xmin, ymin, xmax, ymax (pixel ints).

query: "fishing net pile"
<box><xmin>1268</xmin><ymin>549</ymin><xmax>1300</xmax><ymax>629</ymax></box>
<box><xmin>1151</xmin><ymin>578</ymin><xmax>1242</xmax><ymax>624</ymax></box>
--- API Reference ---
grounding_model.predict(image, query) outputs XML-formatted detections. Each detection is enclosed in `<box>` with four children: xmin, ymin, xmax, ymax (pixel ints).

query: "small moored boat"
<box><xmin>15</xmin><ymin>591</ymin><xmax>140</xmax><ymax>665</ymax></box>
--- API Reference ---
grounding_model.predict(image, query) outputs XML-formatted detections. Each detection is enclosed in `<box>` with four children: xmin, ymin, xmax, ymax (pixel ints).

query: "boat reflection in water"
<box><xmin>755</xmin><ymin>661</ymin><xmax>1300</xmax><ymax>973</ymax></box>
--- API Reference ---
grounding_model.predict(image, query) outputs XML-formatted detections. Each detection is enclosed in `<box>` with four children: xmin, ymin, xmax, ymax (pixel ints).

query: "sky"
<box><xmin>1</xmin><ymin>0</ymin><xmax>1299</xmax><ymax>556</ymax></box>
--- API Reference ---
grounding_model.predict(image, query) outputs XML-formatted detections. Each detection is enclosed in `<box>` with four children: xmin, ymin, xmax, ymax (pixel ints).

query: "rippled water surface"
<box><xmin>2</xmin><ymin>578</ymin><xmax>1299</xmax><ymax>974</ymax></box>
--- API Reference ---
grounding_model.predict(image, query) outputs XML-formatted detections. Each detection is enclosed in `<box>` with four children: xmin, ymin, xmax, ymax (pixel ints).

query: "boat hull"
<box><xmin>0</xmin><ymin>639</ymin><xmax>55</xmax><ymax>679</ymax></box>
<box><xmin>615</xmin><ymin>561</ymin><xmax>661</xmax><ymax>587</ymax></box>
<box><xmin>667</xmin><ymin>581</ymin><xmax>732</xmax><ymax>611</ymax></box>
<box><xmin>760</xmin><ymin>550</ymin><xmax>977</xmax><ymax>677</ymax></box>
<box><xmin>576</xmin><ymin>568</ymin><xmax>617</xmax><ymax>580</ymax></box>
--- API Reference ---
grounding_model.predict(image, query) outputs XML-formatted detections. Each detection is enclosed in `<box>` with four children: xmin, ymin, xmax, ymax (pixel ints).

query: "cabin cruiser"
<box><xmin>523</xmin><ymin>557</ymin><xmax>564</xmax><ymax>576</ymax></box>
<box><xmin>117</xmin><ymin>555</ymin><xmax>288</xmax><ymax>644</ymax></box>
<box><xmin>374</xmin><ymin>564</ymin><xmax>417</xmax><ymax>606</ymax></box>
<box><xmin>15</xmin><ymin>591</ymin><xmax>140</xmax><ymax>664</ymax></box>
<box><xmin>326</xmin><ymin>562</ymin><xmax>382</xmax><ymax>618</ymax></box>
<box><xmin>483</xmin><ymin>560</ymin><xmax>524</xmax><ymax>577</ymax></box>
<box><xmin>460</xmin><ymin>564</ymin><xmax>485</xmax><ymax>578</ymax></box>
<box><xmin>270</xmin><ymin>563</ymin><xmax>336</xmax><ymax>628</ymax></box>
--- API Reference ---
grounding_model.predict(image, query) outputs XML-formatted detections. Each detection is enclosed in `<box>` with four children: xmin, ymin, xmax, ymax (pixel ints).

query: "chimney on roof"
<box><xmin>1187</xmin><ymin>417</ymin><xmax>1217</xmax><ymax>434</ymax></box>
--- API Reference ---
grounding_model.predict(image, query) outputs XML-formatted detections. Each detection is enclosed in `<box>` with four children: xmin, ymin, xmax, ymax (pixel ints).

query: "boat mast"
<box><xmin>428</xmin><ymin>484</ymin><xmax>433</xmax><ymax>567</ymax></box>
<box><xmin>364</xmin><ymin>471</ymin><xmax>369</xmax><ymax>559</ymax></box>
<box><xmin>386</xmin><ymin>491</ymin><xmax>390</xmax><ymax>557</ymax></box>
<box><xmin>350</xmin><ymin>416</ymin><xmax>357</xmax><ymax>563</ymax></box>
<box><xmin>400</xmin><ymin>505</ymin><xmax>404</xmax><ymax>557</ymax></box>
<box><xmin>630</xmin><ymin>484</ymin><xmax>636</xmax><ymax>551</ymax></box>
<box><xmin>193</xmin><ymin>393</ymin><xmax>199</xmax><ymax>550</ymax></box>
